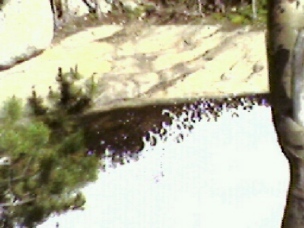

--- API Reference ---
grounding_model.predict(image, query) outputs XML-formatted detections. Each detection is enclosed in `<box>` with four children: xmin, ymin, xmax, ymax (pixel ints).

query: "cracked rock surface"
<box><xmin>0</xmin><ymin>21</ymin><xmax>267</xmax><ymax>112</ymax></box>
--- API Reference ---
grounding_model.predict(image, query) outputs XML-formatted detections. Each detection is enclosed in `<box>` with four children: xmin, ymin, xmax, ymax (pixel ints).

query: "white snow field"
<box><xmin>39</xmin><ymin>104</ymin><xmax>290</xmax><ymax>228</ymax></box>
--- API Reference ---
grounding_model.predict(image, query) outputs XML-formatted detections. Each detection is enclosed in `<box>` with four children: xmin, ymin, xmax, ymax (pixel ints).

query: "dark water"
<box><xmin>81</xmin><ymin>93</ymin><xmax>270</xmax><ymax>168</ymax></box>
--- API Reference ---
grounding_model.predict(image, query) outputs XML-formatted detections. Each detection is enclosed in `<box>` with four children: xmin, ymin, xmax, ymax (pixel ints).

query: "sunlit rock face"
<box><xmin>39</xmin><ymin>96</ymin><xmax>289</xmax><ymax>228</ymax></box>
<box><xmin>0</xmin><ymin>0</ymin><xmax>54</xmax><ymax>70</ymax></box>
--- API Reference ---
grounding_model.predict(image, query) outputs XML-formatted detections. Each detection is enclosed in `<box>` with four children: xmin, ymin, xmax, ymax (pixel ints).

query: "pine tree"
<box><xmin>0</xmin><ymin>66</ymin><xmax>100</xmax><ymax>227</ymax></box>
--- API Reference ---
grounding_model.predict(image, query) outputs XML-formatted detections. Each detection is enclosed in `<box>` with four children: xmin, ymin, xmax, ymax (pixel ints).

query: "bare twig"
<box><xmin>251</xmin><ymin>0</ymin><xmax>257</xmax><ymax>20</ymax></box>
<box><xmin>197</xmin><ymin>0</ymin><xmax>204</xmax><ymax>16</ymax></box>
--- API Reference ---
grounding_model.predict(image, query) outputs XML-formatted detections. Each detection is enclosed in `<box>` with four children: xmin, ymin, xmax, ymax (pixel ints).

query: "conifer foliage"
<box><xmin>0</xmin><ymin>66</ymin><xmax>100</xmax><ymax>227</ymax></box>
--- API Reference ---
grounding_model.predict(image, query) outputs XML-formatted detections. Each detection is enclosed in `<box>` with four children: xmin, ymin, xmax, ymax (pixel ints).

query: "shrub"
<box><xmin>0</xmin><ymin>66</ymin><xmax>100</xmax><ymax>227</ymax></box>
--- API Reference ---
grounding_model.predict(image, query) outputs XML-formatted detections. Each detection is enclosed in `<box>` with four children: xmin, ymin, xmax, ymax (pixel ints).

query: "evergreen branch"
<box><xmin>0</xmin><ymin>156</ymin><xmax>36</xmax><ymax>186</ymax></box>
<box><xmin>0</xmin><ymin>173</ymin><xmax>40</xmax><ymax>187</ymax></box>
<box><xmin>0</xmin><ymin>198</ymin><xmax>34</xmax><ymax>207</ymax></box>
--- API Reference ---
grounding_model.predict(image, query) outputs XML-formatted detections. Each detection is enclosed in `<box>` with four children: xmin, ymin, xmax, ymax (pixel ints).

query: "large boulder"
<box><xmin>0</xmin><ymin>0</ymin><xmax>54</xmax><ymax>70</ymax></box>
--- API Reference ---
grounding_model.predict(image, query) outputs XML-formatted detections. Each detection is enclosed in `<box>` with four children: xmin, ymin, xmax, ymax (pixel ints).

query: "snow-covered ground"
<box><xmin>39</xmin><ymin>104</ymin><xmax>289</xmax><ymax>228</ymax></box>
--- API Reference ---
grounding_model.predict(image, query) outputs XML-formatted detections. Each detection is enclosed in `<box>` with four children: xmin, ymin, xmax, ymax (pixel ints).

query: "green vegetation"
<box><xmin>0</xmin><ymin>66</ymin><xmax>101</xmax><ymax>227</ymax></box>
<box><xmin>189</xmin><ymin>0</ymin><xmax>268</xmax><ymax>25</ymax></box>
<box><xmin>96</xmin><ymin>0</ymin><xmax>268</xmax><ymax>26</ymax></box>
<box><xmin>219</xmin><ymin>0</ymin><xmax>267</xmax><ymax>25</ymax></box>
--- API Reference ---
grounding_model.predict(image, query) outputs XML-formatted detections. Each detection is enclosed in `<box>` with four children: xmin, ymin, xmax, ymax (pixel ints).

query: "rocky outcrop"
<box><xmin>0</xmin><ymin>0</ymin><xmax>54</xmax><ymax>70</ymax></box>
<box><xmin>0</xmin><ymin>22</ymin><xmax>267</xmax><ymax>113</ymax></box>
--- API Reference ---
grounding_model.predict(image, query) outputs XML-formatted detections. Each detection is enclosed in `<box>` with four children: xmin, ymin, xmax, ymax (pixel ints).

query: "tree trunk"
<box><xmin>274</xmin><ymin>115</ymin><xmax>304</xmax><ymax>226</ymax></box>
<box><xmin>267</xmin><ymin>0</ymin><xmax>304</xmax><ymax>226</ymax></box>
<box><xmin>282</xmin><ymin>157</ymin><xmax>304</xmax><ymax>227</ymax></box>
